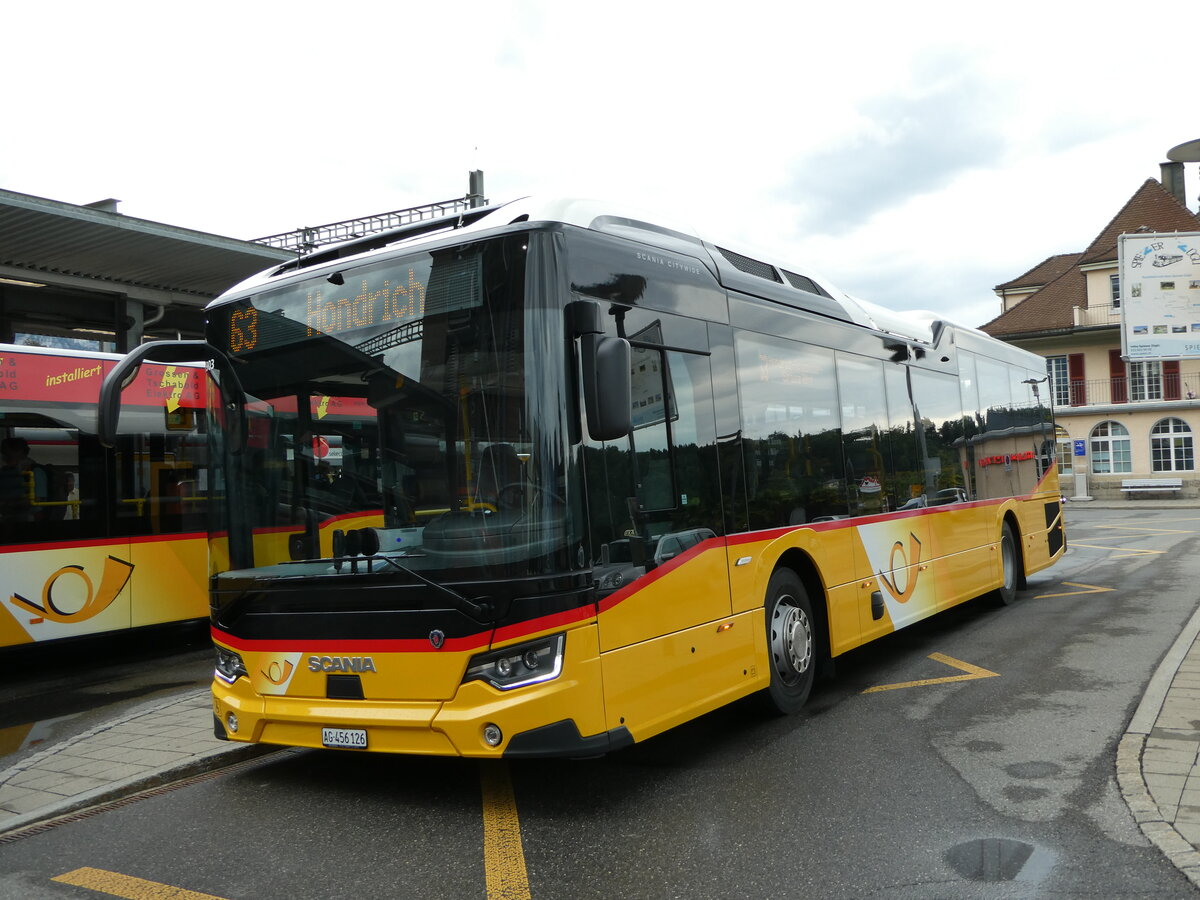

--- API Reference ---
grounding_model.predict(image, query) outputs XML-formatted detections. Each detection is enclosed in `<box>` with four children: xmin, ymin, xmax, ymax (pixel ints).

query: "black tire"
<box><xmin>992</xmin><ymin>522</ymin><xmax>1019</xmax><ymax>607</ymax></box>
<box><xmin>762</xmin><ymin>569</ymin><xmax>817</xmax><ymax>715</ymax></box>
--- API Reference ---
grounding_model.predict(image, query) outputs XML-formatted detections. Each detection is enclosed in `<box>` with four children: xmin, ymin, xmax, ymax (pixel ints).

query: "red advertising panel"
<box><xmin>0</xmin><ymin>349</ymin><xmax>205</xmax><ymax>409</ymax></box>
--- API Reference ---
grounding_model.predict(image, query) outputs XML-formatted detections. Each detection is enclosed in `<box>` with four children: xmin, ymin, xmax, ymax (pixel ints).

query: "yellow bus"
<box><xmin>1</xmin><ymin>344</ymin><xmax>209</xmax><ymax>649</ymax></box>
<box><xmin>100</xmin><ymin>199</ymin><xmax>1064</xmax><ymax>756</ymax></box>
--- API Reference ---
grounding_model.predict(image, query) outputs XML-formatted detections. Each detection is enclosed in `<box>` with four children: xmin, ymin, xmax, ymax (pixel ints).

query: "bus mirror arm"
<box><xmin>97</xmin><ymin>340</ymin><xmax>248</xmax><ymax>451</ymax></box>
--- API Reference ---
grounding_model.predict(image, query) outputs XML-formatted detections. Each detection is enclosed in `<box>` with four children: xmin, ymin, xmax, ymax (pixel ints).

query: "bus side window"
<box><xmin>0</xmin><ymin>426</ymin><xmax>91</xmax><ymax>543</ymax></box>
<box><xmin>909</xmin><ymin>368</ymin><xmax>969</xmax><ymax>500</ymax></box>
<box><xmin>836</xmin><ymin>354</ymin><xmax>889</xmax><ymax>518</ymax></box>
<box><xmin>114</xmin><ymin>428</ymin><xmax>209</xmax><ymax>537</ymax></box>
<box><xmin>735</xmin><ymin>333</ymin><xmax>846</xmax><ymax>527</ymax></box>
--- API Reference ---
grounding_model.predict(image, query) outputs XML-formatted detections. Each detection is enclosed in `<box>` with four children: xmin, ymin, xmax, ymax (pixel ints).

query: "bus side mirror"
<box><xmin>581</xmin><ymin>332</ymin><xmax>631</xmax><ymax>441</ymax></box>
<box><xmin>568</xmin><ymin>299</ymin><xmax>631</xmax><ymax>442</ymax></box>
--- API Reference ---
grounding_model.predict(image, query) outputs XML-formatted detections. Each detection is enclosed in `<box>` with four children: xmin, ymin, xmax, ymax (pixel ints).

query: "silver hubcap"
<box><xmin>771</xmin><ymin>596</ymin><xmax>812</xmax><ymax>683</ymax></box>
<box><xmin>1002</xmin><ymin>537</ymin><xmax>1015</xmax><ymax>591</ymax></box>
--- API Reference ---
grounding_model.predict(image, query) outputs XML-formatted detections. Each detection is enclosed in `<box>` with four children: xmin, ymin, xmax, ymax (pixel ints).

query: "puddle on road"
<box><xmin>945</xmin><ymin>838</ymin><xmax>1054</xmax><ymax>883</ymax></box>
<box><xmin>1005</xmin><ymin>760</ymin><xmax>1062</xmax><ymax>779</ymax></box>
<box><xmin>0</xmin><ymin>681</ymin><xmax>196</xmax><ymax>763</ymax></box>
<box><xmin>0</xmin><ymin>713</ymin><xmax>83</xmax><ymax>762</ymax></box>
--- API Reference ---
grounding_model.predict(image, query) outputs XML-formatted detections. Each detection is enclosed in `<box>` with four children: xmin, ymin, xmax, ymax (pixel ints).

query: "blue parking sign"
<box><xmin>1073</xmin><ymin>439</ymin><xmax>1086</xmax><ymax>457</ymax></box>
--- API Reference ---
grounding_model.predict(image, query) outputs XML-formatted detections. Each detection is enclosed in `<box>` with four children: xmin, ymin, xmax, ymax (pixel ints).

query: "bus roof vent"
<box><xmin>717</xmin><ymin>247</ymin><xmax>782</xmax><ymax>284</ymax></box>
<box><xmin>781</xmin><ymin>269</ymin><xmax>833</xmax><ymax>298</ymax></box>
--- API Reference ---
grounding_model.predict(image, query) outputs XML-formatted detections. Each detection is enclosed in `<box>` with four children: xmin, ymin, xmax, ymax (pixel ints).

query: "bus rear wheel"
<box><xmin>762</xmin><ymin>569</ymin><xmax>816</xmax><ymax>715</ymax></box>
<box><xmin>992</xmin><ymin>522</ymin><xmax>1019</xmax><ymax>606</ymax></box>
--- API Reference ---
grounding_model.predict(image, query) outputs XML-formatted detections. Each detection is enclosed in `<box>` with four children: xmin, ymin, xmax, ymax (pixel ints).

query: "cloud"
<box><xmin>784</xmin><ymin>57</ymin><xmax>1009</xmax><ymax>234</ymax></box>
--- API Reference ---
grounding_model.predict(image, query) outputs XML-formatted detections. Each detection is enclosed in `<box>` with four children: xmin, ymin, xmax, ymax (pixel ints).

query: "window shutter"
<box><xmin>1165</xmin><ymin>360</ymin><xmax>1181</xmax><ymax>401</ymax></box>
<box><xmin>1068</xmin><ymin>353</ymin><xmax>1086</xmax><ymax>406</ymax></box>
<box><xmin>1108</xmin><ymin>350</ymin><xmax>1127</xmax><ymax>404</ymax></box>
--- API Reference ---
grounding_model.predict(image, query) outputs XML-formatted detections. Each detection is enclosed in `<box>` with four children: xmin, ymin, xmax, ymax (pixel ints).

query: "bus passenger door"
<box><xmin>112</xmin><ymin>365</ymin><xmax>211</xmax><ymax>632</ymax></box>
<box><xmin>587</xmin><ymin>337</ymin><xmax>745</xmax><ymax>740</ymax></box>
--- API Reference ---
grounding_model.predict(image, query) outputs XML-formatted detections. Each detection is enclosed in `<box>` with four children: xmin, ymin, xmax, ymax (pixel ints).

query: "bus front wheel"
<box><xmin>762</xmin><ymin>569</ymin><xmax>816</xmax><ymax>715</ymax></box>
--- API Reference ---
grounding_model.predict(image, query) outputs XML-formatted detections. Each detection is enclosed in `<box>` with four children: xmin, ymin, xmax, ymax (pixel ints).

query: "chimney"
<box><xmin>1161</xmin><ymin>162</ymin><xmax>1186</xmax><ymax>206</ymax></box>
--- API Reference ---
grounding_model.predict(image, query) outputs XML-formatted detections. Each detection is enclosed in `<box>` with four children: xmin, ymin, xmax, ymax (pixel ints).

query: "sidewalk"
<box><xmin>1117</xmin><ymin>599</ymin><xmax>1200</xmax><ymax>887</ymax></box>
<box><xmin>0</xmin><ymin>688</ymin><xmax>270</xmax><ymax>836</ymax></box>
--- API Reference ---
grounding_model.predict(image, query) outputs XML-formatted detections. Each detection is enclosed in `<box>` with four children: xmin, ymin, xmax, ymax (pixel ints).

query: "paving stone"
<box><xmin>0</xmin><ymin>787</ymin><xmax>55</xmax><ymax>815</ymax></box>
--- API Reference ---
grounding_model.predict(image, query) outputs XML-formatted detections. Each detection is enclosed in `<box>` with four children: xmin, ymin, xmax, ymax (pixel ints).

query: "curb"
<box><xmin>1117</xmin><ymin>601</ymin><xmax>1200</xmax><ymax>888</ymax></box>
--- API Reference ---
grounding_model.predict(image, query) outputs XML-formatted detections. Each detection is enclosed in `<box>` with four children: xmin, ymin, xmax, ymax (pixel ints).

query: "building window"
<box><xmin>1110</xmin><ymin>273</ymin><xmax>1121</xmax><ymax>309</ymax></box>
<box><xmin>1151</xmin><ymin>417</ymin><xmax>1194</xmax><ymax>472</ymax></box>
<box><xmin>1055</xmin><ymin>425</ymin><xmax>1073</xmax><ymax>478</ymax></box>
<box><xmin>1090</xmin><ymin>421</ymin><xmax>1132</xmax><ymax>474</ymax></box>
<box><xmin>1130</xmin><ymin>361</ymin><xmax>1163</xmax><ymax>402</ymax></box>
<box><xmin>1047</xmin><ymin>356</ymin><xmax>1070</xmax><ymax>408</ymax></box>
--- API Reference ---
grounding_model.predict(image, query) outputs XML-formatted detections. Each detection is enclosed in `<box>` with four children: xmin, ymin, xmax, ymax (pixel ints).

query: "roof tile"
<box><xmin>994</xmin><ymin>252</ymin><xmax>1082</xmax><ymax>291</ymax></box>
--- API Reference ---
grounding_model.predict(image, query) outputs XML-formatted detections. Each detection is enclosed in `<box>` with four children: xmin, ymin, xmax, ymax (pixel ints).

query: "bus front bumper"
<box><xmin>210</xmin><ymin>625</ymin><xmax>618</xmax><ymax>758</ymax></box>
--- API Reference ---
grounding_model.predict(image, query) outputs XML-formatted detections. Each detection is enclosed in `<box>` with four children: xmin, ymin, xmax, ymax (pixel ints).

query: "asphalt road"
<box><xmin>3</xmin><ymin>505</ymin><xmax>1200</xmax><ymax>898</ymax></box>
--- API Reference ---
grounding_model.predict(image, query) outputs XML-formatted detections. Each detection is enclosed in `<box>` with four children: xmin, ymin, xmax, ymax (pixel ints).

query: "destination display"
<box><xmin>222</xmin><ymin>251</ymin><xmax>483</xmax><ymax>357</ymax></box>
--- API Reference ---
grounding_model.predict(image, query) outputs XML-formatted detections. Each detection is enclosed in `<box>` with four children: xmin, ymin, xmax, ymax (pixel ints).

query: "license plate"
<box><xmin>322</xmin><ymin>727</ymin><xmax>367</xmax><ymax>749</ymax></box>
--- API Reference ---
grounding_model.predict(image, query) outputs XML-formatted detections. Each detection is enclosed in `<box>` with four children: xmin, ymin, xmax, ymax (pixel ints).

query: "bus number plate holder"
<box><xmin>322</xmin><ymin>727</ymin><xmax>367</xmax><ymax>749</ymax></box>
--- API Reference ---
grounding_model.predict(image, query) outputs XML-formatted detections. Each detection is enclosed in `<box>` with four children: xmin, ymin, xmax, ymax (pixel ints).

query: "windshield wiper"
<box><xmin>376</xmin><ymin>555</ymin><xmax>494</xmax><ymax>620</ymax></box>
<box><xmin>291</xmin><ymin>552</ymin><xmax>494</xmax><ymax>621</ymax></box>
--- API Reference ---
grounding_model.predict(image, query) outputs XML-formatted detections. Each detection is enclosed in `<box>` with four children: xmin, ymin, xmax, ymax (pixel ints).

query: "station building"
<box><xmin>981</xmin><ymin>171</ymin><xmax>1200</xmax><ymax>500</ymax></box>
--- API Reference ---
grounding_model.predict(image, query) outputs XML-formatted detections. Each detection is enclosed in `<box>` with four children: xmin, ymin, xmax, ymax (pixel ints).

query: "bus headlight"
<box><xmin>463</xmin><ymin>633</ymin><xmax>565</xmax><ymax>690</ymax></box>
<box><xmin>214</xmin><ymin>647</ymin><xmax>249</xmax><ymax>684</ymax></box>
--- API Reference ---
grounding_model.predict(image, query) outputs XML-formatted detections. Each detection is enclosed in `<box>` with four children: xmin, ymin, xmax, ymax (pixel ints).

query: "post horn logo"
<box><xmin>262</xmin><ymin>659</ymin><xmax>295</xmax><ymax>685</ymax></box>
<box><xmin>878</xmin><ymin>533</ymin><xmax>923</xmax><ymax>603</ymax></box>
<box><xmin>9</xmin><ymin>555</ymin><xmax>134</xmax><ymax>624</ymax></box>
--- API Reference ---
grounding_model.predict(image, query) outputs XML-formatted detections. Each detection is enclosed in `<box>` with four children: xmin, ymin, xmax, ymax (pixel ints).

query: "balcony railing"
<box><xmin>1073</xmin><ymin>303</ymin><xmax>1122</xmax><ymax>327</ymax></box>
<box><xmin>1050</xmin><ymin>374</ymin><xmax>1196</xmax><ymax>408</ymax></box>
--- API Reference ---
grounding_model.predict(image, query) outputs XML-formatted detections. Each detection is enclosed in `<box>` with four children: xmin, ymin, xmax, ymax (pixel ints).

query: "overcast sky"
<box><xmin>3</xmin><ymin>2</ymin><xmax>1197</xmax><ymax>329</ymax></box>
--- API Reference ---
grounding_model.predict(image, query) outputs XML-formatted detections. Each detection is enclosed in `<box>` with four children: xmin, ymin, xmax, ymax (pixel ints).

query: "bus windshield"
<box><xmin>209</xmin><ymin>232</ymin><xmax>573</xmax><ymax>584</ymax></box>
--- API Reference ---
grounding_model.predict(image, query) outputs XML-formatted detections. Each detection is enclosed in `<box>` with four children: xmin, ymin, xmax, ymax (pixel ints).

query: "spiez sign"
<box><xmin>1118</xmin><ymin>230</ymin><xmax>1200</xmax><ymax>362</ymax></box>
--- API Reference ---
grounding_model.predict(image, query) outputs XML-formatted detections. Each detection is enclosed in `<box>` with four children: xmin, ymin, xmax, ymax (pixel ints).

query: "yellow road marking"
<box><xmin>1036</xmin><ymin>581</ymin><xmax>1114</xmax><ymax>599</ymax></box>
<box><xmin>52</xmin><ymin>867</ymin><xmax>226</xmax><ymax>899</ymax></box>
<box><xmin>480</xmin><ymin>762</ymin><xmax>531</xmax><ymax>900</ymax></box>
<box><xmin>862</xmin><ymin>652</ymin><xmax>999</xmax><ymax>694</ymax></box>
<box><xmin>1069</xmin><ymin>542</ymin><xmax>1165</xmax><ymax>559</ymax></box>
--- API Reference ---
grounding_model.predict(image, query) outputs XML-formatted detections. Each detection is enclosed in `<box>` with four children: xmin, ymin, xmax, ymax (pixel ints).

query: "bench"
<box><xmin>1121</xmin><ymin>478</ymin><xmax>1183</xmax><ymax>495</ymax></box>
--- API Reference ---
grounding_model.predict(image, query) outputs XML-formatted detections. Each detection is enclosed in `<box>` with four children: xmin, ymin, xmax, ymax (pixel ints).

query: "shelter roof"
<box><xmin>0</xmin><ymin>188</ymin><xmax>290</xmax><ymax>305</ymax></box>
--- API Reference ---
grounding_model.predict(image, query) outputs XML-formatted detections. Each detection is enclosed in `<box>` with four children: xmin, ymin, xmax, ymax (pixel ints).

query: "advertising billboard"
<box><xmin>1119</xmin><ymin>231</ymin><xmax>1200</xmax><ymax>360</ymax></box>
